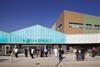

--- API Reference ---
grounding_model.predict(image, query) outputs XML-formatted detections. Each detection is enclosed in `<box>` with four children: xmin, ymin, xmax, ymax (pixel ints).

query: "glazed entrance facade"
<box><xmin>0</xmin><ymin>25</ymin><xmax>65</xmax><ymax>55</ymax></box>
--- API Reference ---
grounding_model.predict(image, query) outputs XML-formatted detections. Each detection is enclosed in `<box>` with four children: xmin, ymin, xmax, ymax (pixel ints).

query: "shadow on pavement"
<box><xmin>0</xmin><ymin>59</ymin><xmax>9</xmax><ymax>62</ymax></box>
<box><xmin>55</xmin><ymin>61</ymin><xmax>62</xmax><ymax>67</ymax></box>
<box><xmin>12</xmin><ymin>58</ymin><xmax>25</xmax><ymax>63</ymax></box>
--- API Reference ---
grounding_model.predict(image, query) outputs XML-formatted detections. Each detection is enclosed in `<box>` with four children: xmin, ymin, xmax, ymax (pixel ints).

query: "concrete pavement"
<box><xmin>0</xmin><ymin>54</ymin><xmax>100</xmax><ymax>67</ymax></box>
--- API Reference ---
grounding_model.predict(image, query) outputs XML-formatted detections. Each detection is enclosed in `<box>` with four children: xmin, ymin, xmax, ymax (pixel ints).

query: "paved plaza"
<box><xmin>0</xmin><ymin>54</ymin><xmax>100</xmax><ymax>67</ymax></box>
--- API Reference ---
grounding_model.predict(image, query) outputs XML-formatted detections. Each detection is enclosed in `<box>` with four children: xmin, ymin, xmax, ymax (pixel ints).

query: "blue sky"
<box><xmin>0</xmin><ymin>0</ymin><xmax>100</xmax><ymax>32</ymax></box>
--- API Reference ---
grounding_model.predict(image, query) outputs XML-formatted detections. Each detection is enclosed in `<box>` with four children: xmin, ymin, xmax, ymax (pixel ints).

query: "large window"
<box><xmin>69</xmin><ymin>22</ymin><xmax>83</xmax><ymax>29</ymax></box>
<box><xmin>94</xmin><ymin>25</ymin><xmax>100</xmax><ymax>30</ymax></box>
<box><xmin>85</xmin><ymin>24</ymin><xmax>92</xmax><ymax>29</ymax></box>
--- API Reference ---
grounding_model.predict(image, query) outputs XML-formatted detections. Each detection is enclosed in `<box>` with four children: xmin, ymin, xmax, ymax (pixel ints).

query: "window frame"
<box><xmin>69</xmin><ymin>22</ymin><xmax>83</xmax><ymax>29</ymax></box>
<box><xmin>94</xmin><ymin>25</ymin><xmax>100</xmax><ymax>30</ymax></box>
<box><xmin>85</xmin><ymin>24</ymin><xmax>93</xmax><ymax>29</ymax></box>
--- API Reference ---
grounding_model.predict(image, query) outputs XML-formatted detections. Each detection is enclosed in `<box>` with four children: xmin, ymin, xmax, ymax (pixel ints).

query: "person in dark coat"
<box><xmin>25</xmin><ymin>48</ymin><xmax>28</xmax><ymax>57</ymax></box>
<box><xmin>80</xmin><ymin>48</ymin><xmax>85</xmax><ymax>61</ymax></box>
<box><xmin>58</xmin><ymin>48</ymin><xmax>64</xmax><ymax>62</ymax></box>
<box><xmin>29</xmin><ymin>47</ymin><xmax>32</xmax><ymax>57</ymax></box>
<box><xmin>40</xmin><ymin>48</ymin><xmax>44</xmax><ymax>57</ymax></box>
<box><xmin>75</xmin><ymin>49</ymin><xmax>80</xmax><ymax>61</ymax></box>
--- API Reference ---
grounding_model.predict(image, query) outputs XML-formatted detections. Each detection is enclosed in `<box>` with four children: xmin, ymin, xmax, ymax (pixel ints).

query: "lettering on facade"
<box><xmin>23</xmin><ymin>39</ymin><xmax>52</xmax><ymax>43</ymax></box>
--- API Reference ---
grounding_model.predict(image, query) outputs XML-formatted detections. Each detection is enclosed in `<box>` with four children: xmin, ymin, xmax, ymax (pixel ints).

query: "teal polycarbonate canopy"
<box><xmin>0</xmin><ymin>25</ymin><xmax>65</xmax><ymax>44</ymax></box>
<box><xmin>0</xmin><ymin>31</ymin><xmax>8</xmax><ymax>43</ymax></box>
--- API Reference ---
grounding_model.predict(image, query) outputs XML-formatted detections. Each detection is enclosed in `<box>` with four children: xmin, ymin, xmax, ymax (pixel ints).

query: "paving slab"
<box><xmin>0</xmin><ymin>54</ymin><xmax>100</xmax><ymax>67</ymax></box>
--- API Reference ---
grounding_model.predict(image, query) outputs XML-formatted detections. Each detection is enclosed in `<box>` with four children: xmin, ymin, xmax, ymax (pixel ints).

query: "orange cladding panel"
<box><xmin>55</xmin><ymin>12</ymin><xmax>64</xmax><ymax>33</ymax></box>
<box><xmin>64</xmin><ymin>11</ymin><xmax>84</xmax><ymax>34</ymax></box>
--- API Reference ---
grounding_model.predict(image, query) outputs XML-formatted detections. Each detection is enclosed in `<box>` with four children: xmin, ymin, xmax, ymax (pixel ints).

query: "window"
<box><xmin>57</xmin><ymin>24</ymin><xmax>63</xmax><ymax>30</ymax></box>
<box><xmin>94</xmin><ymin>25</ymin><xmax>100</xmax><ymax>30</ymax></box>
<box><xmin>85</xmin><ymin>24</ymin><xmax>92</xmax><ymax>29</ymax></box>
<box><xmin>69</xmin><ymin>22</ymin><xmax>83</xmax><ymax>29</ymax></box>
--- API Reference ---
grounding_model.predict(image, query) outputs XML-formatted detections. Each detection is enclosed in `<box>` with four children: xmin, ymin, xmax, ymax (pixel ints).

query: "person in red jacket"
<box><xmin>92</xmin><ymin>47</ymin><xmax>97</xmax><ymax>57</ymax></box>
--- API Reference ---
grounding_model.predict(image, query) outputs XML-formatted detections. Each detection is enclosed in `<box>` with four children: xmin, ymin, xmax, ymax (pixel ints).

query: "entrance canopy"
<box><xmin>0</xmin><ymin>25</ymin><xmax>65</xmax><ymax>44</ymax></box>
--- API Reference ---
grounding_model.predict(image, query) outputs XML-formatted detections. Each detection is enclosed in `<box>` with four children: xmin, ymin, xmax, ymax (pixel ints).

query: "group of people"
<box><xmin>75</xmin><ymin>48</ymin><xmax>85</xmax><ymax>61</ymax></box>
<box><xmin>24</xmin><ymin>47</ymin><xmax>65</xmax><ymax>62</ymax></box>
<box><xmin>40</xmin><ymin>48</ymin><xmax>49</xmax><ymax>57</ymax></box>
<box><xmin>8</xmin><ymin>47</ymin><xmax>65</xmax><ymax>63</ymax></box>
<box><xmin>75</xmin><ymin>47</ymin><xmax>97</xmax><ymax>61</ymax></box>
<box><xmin>53</xmin><ymin>48</ymin><xmax>64</xmax><ymax>62</ymax></box>
<box><xmin>24</xmin><ymin>48</ymin><xmax>51</xmax><ymax>59</ymax></box>
<box><xmin>8</xmin><ymin>48</ymin><xmax>19</xmax><ymax>58</ymax></box>
<box><xmin>8</xmin><ymin>46</ymin><xmax>97</xmax><ymax>62</ymax></box>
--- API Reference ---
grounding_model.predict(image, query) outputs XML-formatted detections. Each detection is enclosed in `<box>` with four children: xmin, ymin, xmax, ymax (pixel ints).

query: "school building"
<box><xmin>0</xmin><ymin>10</ymin><xmax>100</xmax><ymax>55</ymax></box>
<box><xmin>52</xmin><ymin>10</ymin><xmax>100</xmax><ymax>43</ymax></box>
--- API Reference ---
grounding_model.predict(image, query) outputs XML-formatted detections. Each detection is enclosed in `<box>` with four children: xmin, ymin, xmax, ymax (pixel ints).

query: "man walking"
<box><xmin>58</xmin><ymin>48</ymin><xmax>64</xmax><ymax>62</ymax></box>
<box><xmin>31</xmin><ymin>48</ymin><xmax>34</xmax><ymax>58</ymax></box>
<box><xmin>14</xmin><ymin>48</ymin><xmax>18</xmax><ymax>58</ymax></box>
<box><xmin>25</xmin><ymin>48</ymin><xmax>28</xmax><ymax>57</ymax></box>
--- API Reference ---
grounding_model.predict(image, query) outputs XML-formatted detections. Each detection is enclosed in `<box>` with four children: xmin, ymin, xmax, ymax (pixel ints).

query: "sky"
<box><xmin>0</xmin><ymin>0</ymin><xmax>100</xmax><ymax>32</ymax></box>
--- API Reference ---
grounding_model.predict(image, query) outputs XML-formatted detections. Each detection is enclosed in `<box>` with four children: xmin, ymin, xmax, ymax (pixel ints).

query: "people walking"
<box><xmin>37</xmin><ymin>48</ymin><xmax>40</xmax><ymax>57</ymax></box>
<box><xmin>58</xmin><ymin>48</ymin><xmax>64</xmax><ymax>62</ymax></box>
<box><xmin>92</xmin><ymin>47</ymin><xmax>97</xmax><ymax>57</ymax></box>
<box><xmin>8</xmin><ymin>49</ymin><xmax>13</xmax><ymax>56</ymax></box>
<box><xmin>75</xmin><ymin>49</ymin><xmax>80</xmax><ymax>61</ymax></box>
<box><xmin>80</xmin><ymin>48</ymin><xmax>85</xmax><ymax>61</ymax></box>
<box><xmin>48</xmin><ymin>48</ymin><xmax>52</xmax><ymax>56</ymax></box>
<box><xmin>88</xmin><ymin>49</ymin><xmax>92</xmax><ymax>56</ymax></box>
<box><xmin>54</xmin><ymin>48</ymin><xmax>58</xmax><ymax>57</ymax></box>
<box><xmin>75</xmin><ymin>48</ymin><xmax>85</xmax><ymax>61</ymax></box>
<box><xmin>44</xmin><ymin>48</ymin><xmax>48</xmax><ymax>57</ymax></box>
<box><xmin>14</xmin><ymin>48</ymin><xmax>18</xmax><ymax>58</ymax></box>
<box><xmin>29</xmin><ymin>47</ymin><xmax>32</xmax><ymax>57</ymax></box>
<box><xmin>24</xmin><ymin>48</ymin><xmax>28</xmax><ymax>57</ymax></box>
<box><xmin>34</xmin><ymin>48</ymin><xmax>39</xmax><ymax>57</ymax></box>
<box><xmin>31</xmin><ymin>48</ymin><xmax>34</xmax><ymax>58</ymax></box>
<box><xmin>40</xmin><ymin>48</ymin><xmax>44</xmax><ymax>57</ymax></box>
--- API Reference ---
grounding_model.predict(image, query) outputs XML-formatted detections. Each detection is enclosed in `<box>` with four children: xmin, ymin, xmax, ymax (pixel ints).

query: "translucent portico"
<box><xmin>0</xmin><ymin>25</ymin><xmax>65</xmax><ymax>44</ymax></box>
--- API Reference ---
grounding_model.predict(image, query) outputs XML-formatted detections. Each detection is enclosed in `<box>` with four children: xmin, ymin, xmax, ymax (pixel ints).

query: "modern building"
<box><xmin>0</xmin><ymin>25</ymin><xmax>65</xmax><ymax>55</ymax></box>
<box><xmin>52</xmin><ymin>10</ymin><xmax>100</xmax><ymax>55</ymax></box>
<box><xmin>52</xmin><ymin>10</ymin><xmax>100</xmax><ymax>34</ymax></box>
<box><xmin>0</xmin><ymin>10</ymin><xmax>100</xmax><ymax>55</ymax></box>
<box><xmin>52</xmin><ymin>10</ymin><xmax>100</xmax><ymax>43</ymax></box>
